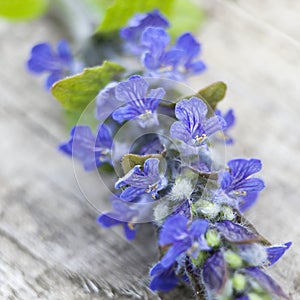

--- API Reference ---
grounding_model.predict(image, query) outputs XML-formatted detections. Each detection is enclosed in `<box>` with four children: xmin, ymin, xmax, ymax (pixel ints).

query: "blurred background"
<box><xmin>0</xmin><ymin>0</ymin><xmax>299</xmax><ymax>299</ymax></box>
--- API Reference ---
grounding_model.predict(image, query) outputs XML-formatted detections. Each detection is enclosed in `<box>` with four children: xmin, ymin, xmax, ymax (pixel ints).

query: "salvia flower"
<box><xmin>220</xmin><ymin>158</ymin><xmax>265</xmax><ymax>208</ymax></box>
<box><xmin>27</xmin><ymin>39</ymin><xmax>82</xmax><ymax>89</ymax></box>
<box><xmin>159</xmin><ymin>214</ymin><xmax>209</xmax><ymax>268</ymax></box>
<box><xmin>170</xmin><ymin>97</ymin><xmax>226</xmax><ymax>146</ymax></box>
<box><xmin>115</xmin><ymin>158</ymin><xmax>167</xmax><ymax>202</ymax></box>
<box><xmin>59</xmin><ymin>124</ymin><xmax>112</xmax><ymax>171</ymax></box>
<box><xmin>112</xmin><ymin>75</ymin><xmax>165</xmax><ymax>127</ymax></box>
<box><xmin>120</xmin><ymin>9</ymin><xmax>169</xmax><ymax>55</ymax></box>
<box><xmin>141</xmin><ymin>27</ymin><xmax>206</xmax><ymax>80</ymax></box>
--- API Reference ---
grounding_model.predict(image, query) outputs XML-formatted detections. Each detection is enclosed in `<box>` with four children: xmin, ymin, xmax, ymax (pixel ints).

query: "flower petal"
<box><xmin>170</xmin><ymin>121</ymin><xmax>191</xmax><ymax>143</ymax></box>
<box><xmin>56</xmin><ymin>39</ymin><xmax>73</xmax><ymax>64</ymax></box>
<box><xmin>97</xmin><ymin>214</ymin><xmax>122</xmax><ymax>227</ymax></box>
<box><xmin>112</xmin><ymin>105</ymin><xmax>140</xmax><ymax>123</ymax></box>
<box><xmin>244</xmin><ymin>267</ymin><xmax>289</xmax><ymax>299</ymax></box>
<box><xmin>175</xmin><ymin>97</ymin><xmax>207</xmax><ymax>131</ymax></box>
<box><xmin>45</xmin><ymin>72</ymin><xmax>62</xmax><ymax>89</ymax></box>
<box><xmin>27</xmin><ymin>43</ymin><xmax>57</xmax><ymax>73</ymax></box>
<box><xmin>96</xmin><ymin>81</ymin><xmax>119</xmax><ymax>120</ymax></box>
<box><xmin>239</xmin><ymin>191</ymin><xmax>259</xmax><ymax>212</ymax></box>
<box><xmin>115</xmin><ymin>76</ymin><xmax>148</xmax><ymax>103</ymax></box>
<box><xmin>228</xmin><ymin>158</ymin><xmax>262</xmax><ymax>181</ymax></box>
<box><xmin>234</xmin><ymin>178</ymin><xmax>265</xmax><ymax>192</ymax></box>
<box><xmin>143</xmin><ymin>158</ymin><xmax>160</xmax><ymax>177</ymax></box>
<box><xmin>141</xmin><ymin>27</ymin><xmax>169</xmax><ymax>55</ymax></box>
<box><xmin>149</xmin><ymin>262</ymin><xmax>178</xmax><ymax>292</ymax></box>
<box><xmin>216</xmin><ymin>220</ymin><xmax>261</xmax><ymax>244</ymax></box>
<box><xmin>174</xmin><ymin>33</ymin><xmax>200</xmax><ymax>62</ymax></box>
<box><xmin>96</xmin><ymin>124</ymin><xmax>112</xmax><ymax>148</ymax></box>
<box><xmin>160</xmin><ymin>242</ymin><xmax>190</xmax><ymax>268</ymax></box>
<box><xmin>159</xmin><ymin>215</ymin><xmax>189</xmax><ymax>245</ymax></box>
<box><xmin>123</xmin><ymin>223</ymin><xmax>136</xmax><ymax>240</ymax></box>
<box><xmin>203</xmin><ymin>251</ymin><xmax>228</xmax><ymax>294</ymax></box>
<box><xmin>120</xmin><ymin>186</ymin><xmax>144</xmax><ymax>202</ymax></box>
<box><xmin>203</xmin><ymin>115</ymin><xmax>226</xmax><ymax>136</ymax></box>
<box><xmin>189</xmin><ymin>219</ymin><xmax>209</xmax><ymax>238</ymax></box>
<box><xmin>266</xmin><ymin>242</ymin><xmax>292</xmax><ymax>266</ymax></box>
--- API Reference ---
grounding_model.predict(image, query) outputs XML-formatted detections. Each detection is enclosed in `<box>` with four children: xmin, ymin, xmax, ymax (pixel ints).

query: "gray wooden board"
<box><xmin>0</xmin><ymin>0</ymin><xmax>300</xmax><ymax>299</ymax></box>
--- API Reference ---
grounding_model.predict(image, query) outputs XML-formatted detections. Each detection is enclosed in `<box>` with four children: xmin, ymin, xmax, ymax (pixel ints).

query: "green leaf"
<box><xmin>160</xmin><ymin>82</ymin><xmax>227</xmax><ymax>113</ymax></box>
<box><xmin>0</xmin><ymin>0</ymin><xmax>48</xmax><ymax>21</ymax></box>
<box><xmin>51</xmin><ymin>61</ymin><xmax>125</xmax><ymax>111</ymax></box>
<box><xmin>96</xmin><ymin>0</ymin><xmax>204</xmax><ymax>38</ymax></box>
<box><xmin>196</xmin><ymin>81</ymin><xmax>227</xmax><ymax>111</ymax></box>
<box><xmin>168</xmin><ymin>0</ymin><xmax>205</xmax><ymax>38</ymax></box>
<box><xmin>97</xmin><ymin>0</ymin><xmax>175</xmax><ymax>32</ymax></box>
<box><xmin>121</xmin><ymin>153</ymin><xmax>164</xmax><ymax>174</ymax></box>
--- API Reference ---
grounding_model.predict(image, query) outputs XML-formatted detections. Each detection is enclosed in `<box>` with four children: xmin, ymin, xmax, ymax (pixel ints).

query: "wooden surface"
<box><xmin>0</xmin><ymin>1</ymin><xmax>300</xmax><ymax>299</ymax></box>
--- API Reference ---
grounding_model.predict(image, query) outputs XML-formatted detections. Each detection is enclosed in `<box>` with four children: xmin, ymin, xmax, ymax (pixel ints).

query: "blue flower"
<box><xmin>170</xmin><ymin>33</ymin><xmax>206</xmax><ymax>77</ymax></box>
<box><xmin>120</xmin><ymin>9</ymin><xmax>169</xmax><ymax>55</ymax></box>
<box><xmin>159</xmin><ymin>215</ymin><xmax>209</xmax><ymax>268</ymax></box>
<box><xmin>170</xmin><ymin>97</ymin><xmax>226</xmax><ymax>146</ymax></box>
<box><xmin>27</xmin><ymin>39</ymin><xmax>82</xmax><ymax>89</ymax></box>
<box><xmin>97</xmin><ymin>199</ymin><xmax>139</xmax><ymax>240</ymax></box>
<box><xmin>220</xmin><ymin>158</ymin><xmax>265</xmax><ymax>202</ymax></box>
<box><xmin>149</xmin><ymin>262</ymin><xmax>179</xmax><ymax>292</ymax></box>
<box><xmin>265</xmin><ymin>242</ymin><xmax>292</xmax><ymax>266</ymax></box>
<box><xmin>141</xmin><ymin>28</ymin><xmax>206</xmax><ymax>80</ymax></box>
<box><xmin>112</xmin><ymin>76</ymin><xmax>165</xmax><ymax>127</ymax></box>
<box><xmin>215</xmin><ymin>108</ymin><xmax>235</xmax><ymax>144</ymax></box>
<box><xmin>115</xmin><ymin>158</ymin><xmax>167</xmax><ymax>202</ymax></box>
<box><xmin>58</xmin><ymin>124</ymin><xmax>112</xmax><ymax>171</ymax></box>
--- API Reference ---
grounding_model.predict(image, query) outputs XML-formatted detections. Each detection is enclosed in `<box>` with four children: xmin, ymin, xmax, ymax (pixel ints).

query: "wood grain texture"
<box><xmin>0</xmin><ymin>1</ymin><xmax>300</xmax><ymax>299</ymax></box>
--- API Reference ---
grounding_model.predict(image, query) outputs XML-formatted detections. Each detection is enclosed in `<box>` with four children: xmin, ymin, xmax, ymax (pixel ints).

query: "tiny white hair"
<box><xmin>169</xmin><ymin>178</ymin><xmax>194</xmax><ymax>203</ymax></box>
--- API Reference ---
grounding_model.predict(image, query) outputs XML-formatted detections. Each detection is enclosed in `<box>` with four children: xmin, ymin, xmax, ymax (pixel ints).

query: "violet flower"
<box><xmin>112</xmin><ymin>75</ymin><xmax>165</xmax><ymax>127</ymax></box>
<box><xmin>220</xmin><ymin>158</ymin><xmax>265</xmax><ymax>208</ymax></box>
<box><xmin>141</xmin><ymin>28</ymin><xmax>206</xmax><ymax>80</ymax></box>
<box><xmin>170</xmin><ymin>97</ymin><xmax>226</xmax><ymax>146</ymax></box>
<box><xmin>120</xmin><ymin>9</ymin><xmax>169</xmax><ymax>55</ymax></box>
<box><xmin>27</xmin><ymin>39</ymin><xmax>82</xmax><ymax>89</ymax></box>
<box><xmin>159</xmin><ymin>214</ymin><xmax>209</xmax><ymax>268</ymax></box>
<box><xmin>59</xmin><ymin>124</ymin><xmax>112</xmax><ymax>171</ymax></box>
<box><xmin>115</xmin><ymin>158</ymin><xmax>167</xmax><ymax>202</ymax></box>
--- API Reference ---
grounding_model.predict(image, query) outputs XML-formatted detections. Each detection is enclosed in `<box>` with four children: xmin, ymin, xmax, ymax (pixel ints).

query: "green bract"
<box><xmin>197</xmin><ymin>81</ymin><xmax>227</xmax><ymax>111</ymax></box>
<box><xmin>51</xmin><ymin>61</ymin><xmax>125</xmax><ymax>111</ymax></box>
<box><xmin>0</xmin><ymin>0</ymin><xmax>48</xmax><ymax>20</ymax></box>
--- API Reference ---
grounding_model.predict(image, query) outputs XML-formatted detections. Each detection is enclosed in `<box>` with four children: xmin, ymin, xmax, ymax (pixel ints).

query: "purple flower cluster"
<box><xmin>121</xmin><ymin>9</ymin><xmax>206</xmax><ymax>80</ymax></box>
<box><xmin>28</xmin><ymin>9</ymin><xmax>292</xmax><ymax>300</ymax></box>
